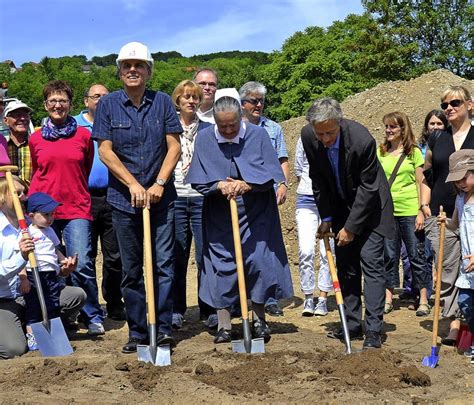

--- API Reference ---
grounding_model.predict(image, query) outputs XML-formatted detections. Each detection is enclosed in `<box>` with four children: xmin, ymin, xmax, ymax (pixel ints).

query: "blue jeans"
<box><xmin>112</xmin><ymin>203</ymin><xmax>175</xmax><ymax>340</ymax></box>
<box><xmin>52</xmin><ymin>219</ymin><xmax>104</xmax><ymax>325</ymax></box>
<box><xmin>458</xmin><ymin>289</ymin><xmax>474</xmax><ymax>333</ymax></box>
<box><xmin>384</xmin><ymin>216</ymin><xmax>430</xmax><ymax>290</ymax></box>
<box><xmin>173</xmin><ymin>196</ymin><xmax>214</xmax><ymax>317</ymax></box>
<box><xmin>403</xmin><ymin>236</ymin><xmax>434</xmax><ymax>297</ymax></box>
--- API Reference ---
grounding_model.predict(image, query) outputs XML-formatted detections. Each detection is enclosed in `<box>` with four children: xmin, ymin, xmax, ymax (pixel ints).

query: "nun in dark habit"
<box><xmin>186</xmin><ymin>88</ymin><xmax>293</xmax><ymax>344</ymax></box>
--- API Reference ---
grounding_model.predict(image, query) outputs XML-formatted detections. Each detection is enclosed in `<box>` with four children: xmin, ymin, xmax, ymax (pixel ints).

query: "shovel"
<box><xmin>137</xmin><ymin>207</ymin><xmax>171</xmax><ymax>366</ymax></box>
<box><xmin>229</xmin><ymin>198</ymin><xmax>265</xmax><ymax>354</ymax></box>
<box><xmin>1</xmin><ymin>165</ymin><xmax>73</xmax><ymax>357</ymax></box>
<box><xmin>322</xmin><ymin>233</ymin><xmax>352</xmax><ymax>354</ymax></box>
<box><xmin>422</xmin><ymin>206</ymin><xmax>445</xmax><ymax>368</ymax></box>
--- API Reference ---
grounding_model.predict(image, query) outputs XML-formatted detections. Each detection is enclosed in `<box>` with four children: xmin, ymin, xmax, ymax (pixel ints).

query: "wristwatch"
<box><xmin>277</xmin><ymin>181</ymin><xmax>288</xmax><ymax>188</ymax></box>
<box><xmin>155</xmin><ymin>178</ymin><xmax>166</xmax><ymax>186</ymax></box>
<box><xmin>420</xmin><ymin>203</ymin><xmax>429</xmax><ymax>209</ymax></box>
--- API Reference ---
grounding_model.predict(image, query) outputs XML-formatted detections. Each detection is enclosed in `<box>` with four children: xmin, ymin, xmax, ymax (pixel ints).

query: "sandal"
<box><xmin>384</xmin><ymin>302</ymin><xmax>394</xmax><ymax>314</ymax></box>
<box><xmin>415</xmin><ymin>303</ymin><xmax>431</xmax><ymax>317</ymax></box>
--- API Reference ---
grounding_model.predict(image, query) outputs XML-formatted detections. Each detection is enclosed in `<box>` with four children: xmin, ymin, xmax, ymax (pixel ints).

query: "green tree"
<box><xmin>257</xmin><ymin>13</ymin><xmax>419</xmax><ymax>121</ymax></box>
<box><xmin>362</xmin><ymin>0</ymin><xmax>474</xmax><ymax>77</ymax></box>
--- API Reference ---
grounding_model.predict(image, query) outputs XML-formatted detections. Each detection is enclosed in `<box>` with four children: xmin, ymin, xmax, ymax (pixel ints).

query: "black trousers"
<box><xmin>333</xmin><ymin>220</ymin><xmax>385</xmax><ymax>333</ymax></box>
<box><xmin>90</xmin><ymin>191</ymin><xmax>124</xmax><ymax>311</ymax></box>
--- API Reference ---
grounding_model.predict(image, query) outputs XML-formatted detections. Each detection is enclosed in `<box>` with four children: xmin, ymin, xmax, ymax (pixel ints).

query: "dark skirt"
<box><xmin>199</xmin><ymin>189</ymin><xmax>293</xmax><ymax>309</ymax></box>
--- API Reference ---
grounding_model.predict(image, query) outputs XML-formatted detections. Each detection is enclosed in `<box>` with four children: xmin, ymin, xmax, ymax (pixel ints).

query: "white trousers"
<box><xmin>296</xmin><ymin>204</ymin><xmax>333</xmax><ymax>295</ymax></box>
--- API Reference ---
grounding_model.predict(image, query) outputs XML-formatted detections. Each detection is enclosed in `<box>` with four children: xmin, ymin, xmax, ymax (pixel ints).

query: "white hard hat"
<box><xmin>116</xmin><ymin>42</ymin><xmax>154</xmax><ymax>68</ymax></box>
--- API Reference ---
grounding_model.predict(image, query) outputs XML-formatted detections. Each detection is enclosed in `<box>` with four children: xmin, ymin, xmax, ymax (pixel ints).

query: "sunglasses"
<box><xmin>440</xmin><ymin>99</ymin><xmax>463</xmax><ymax>110</ymax></box>
<box><xmin>243</xmin><ymin>98</ymin><xmax>264</xmax><ymax>106</ymax></box>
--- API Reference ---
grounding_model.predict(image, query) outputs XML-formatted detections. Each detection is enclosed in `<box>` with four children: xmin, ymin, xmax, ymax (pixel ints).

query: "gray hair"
<box><xmin>306</xmin><ymin>97</ymin><xmax>343</xmax><ymax>124</ymax></box>
<box><xmin>239</xmin><ymin>81</ymin><xmax>267</xmax><ymax>100</ymax></box>
<box><xmin>213</xmin><ymin>96</ymin><xmax>242</xmax><ymax>120</ymax></box>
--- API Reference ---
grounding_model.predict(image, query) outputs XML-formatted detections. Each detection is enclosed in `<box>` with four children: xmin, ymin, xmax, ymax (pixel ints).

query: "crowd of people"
<box><xmin>0</xmin><ymin>41</ymin><xmax>473</xmax><ymax>364</ymax></box>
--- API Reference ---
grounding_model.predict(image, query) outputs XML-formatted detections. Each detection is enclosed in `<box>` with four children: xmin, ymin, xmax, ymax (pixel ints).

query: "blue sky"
<box><xmin>1</xmin><ymin>0</ymin><xmax>363</xmax><ymax>66</ymax></box>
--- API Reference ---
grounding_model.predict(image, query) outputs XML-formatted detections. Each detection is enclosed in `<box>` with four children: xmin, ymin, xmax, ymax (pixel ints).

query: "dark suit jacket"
<box><xmin>301</xmin><ymin>119</ymin><xmax>395</xmax><ymax>239</ymax></box>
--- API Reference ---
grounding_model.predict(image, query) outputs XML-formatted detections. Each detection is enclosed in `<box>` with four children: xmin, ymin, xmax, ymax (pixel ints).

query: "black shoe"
<box><xmin>265</xmin><ymin>304</ymin><xmax>283</xmax><ymax>317</ymax></box>
<box><xmin>156</xmin><ymin>333</ymin><xmax>176</xmax><ymax>348</ymax></box>
<box><xmin>213</xmin><ymin>328</ymin><xmax>232</xmax><ymax>344</ymax></box>
<box><xmin>327</xmin><ymin>327</ymin><xmax>363</xmax><ymax>341</ymax></box>
<box><xmin>363</xmin><ymin>330</ymin><xmax>382</xmax><ymax>349</ymax></box>
<box><xmin>441</xmin><ymin>337</ymin><xmax>457</xmax><ymax>346</ymax></box>
<box><xmin>253</xmin><ymin>319</ymin><xmax>271</xmax><ymax>343</ymax></box>
<box><xmin>107</xmin><ymin>306</ymin><xmax>126</xmax><ymax>321</ymax></box>
<box><xmin>122</xmin><ymin>337</ymin><xmax>147</xmax><ymax>354</ymax></box>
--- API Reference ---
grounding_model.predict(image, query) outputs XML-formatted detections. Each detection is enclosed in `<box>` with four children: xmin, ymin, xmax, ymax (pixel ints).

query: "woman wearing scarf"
<box><xmin>186</xmin><ymin>89</ymin><xmax>293</xmax><ymax>344</ymax></box>
<box><xmin>170</xmin><ymin>80</ymin><xmax>212</xmax><ymax>329</ymax></box>
<box><xmin>29</xmin><ymin>80</ymin><xmax>104</xmax><ymax>335</ymax></box>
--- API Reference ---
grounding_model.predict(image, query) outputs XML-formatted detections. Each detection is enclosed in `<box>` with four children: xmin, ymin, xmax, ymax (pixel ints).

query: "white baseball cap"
<box><xmin>3</xmin><ymin>100</ymin><xmax>32</xmax><ymax>117</ymax></box>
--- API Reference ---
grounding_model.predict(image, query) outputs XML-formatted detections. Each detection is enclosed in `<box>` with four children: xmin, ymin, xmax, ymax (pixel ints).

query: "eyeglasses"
<box><xmin>197</xmin><ymin>81</ymin><xmax>217</xmax><ymax>89</ymax></box>
<box><xmin>441</xmin><ymin>99</ymin><xmax>463</xmax><ymax>110</ymax></box>
<box><xmin>45</xmin><ymin>99</ymin><xmax>70</xmax><ymax>107</ymax></box>
<box><xmin>243</xmin><ymin>98</ymin><xmax>264</xmax><ymax>106</ymax></box>
<box><xmin>86</xmin><ymin>94</ymin><xmax>106</xmax><ymax>101</ymax></box>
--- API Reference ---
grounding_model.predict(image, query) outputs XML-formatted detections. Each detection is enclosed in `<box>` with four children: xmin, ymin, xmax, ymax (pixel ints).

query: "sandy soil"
<box><xmin>1</xmin><ymin>70</ymin><xmax>473</xmax><ymax>403</ymax></box>
<box><xmin>0</xmin><ymin>283</ymin><xmax>472</xmax><ymax>404</ymax></box>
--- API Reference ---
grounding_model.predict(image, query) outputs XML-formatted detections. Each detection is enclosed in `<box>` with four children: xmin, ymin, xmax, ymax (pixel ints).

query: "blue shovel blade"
<box><xmin>421</xmin><ymin>346</ymin><xmax>439</xmax><ymax>368</ymax></box>
<box><xmin>31</xmin><ymin>317</ymin><xmax>73</xmax><ymax>357</ymax></box>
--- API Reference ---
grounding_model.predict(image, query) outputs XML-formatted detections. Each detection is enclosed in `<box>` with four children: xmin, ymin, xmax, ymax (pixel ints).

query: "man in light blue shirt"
<box><xmin>74</xmin><ymin>84</ymin><xmax>125</xmax><ymax>323</ymax></box>
<box><xmin>239</xmin><ymin>81</ymin><xmax>290</xmax><ymax>317</ymax></box>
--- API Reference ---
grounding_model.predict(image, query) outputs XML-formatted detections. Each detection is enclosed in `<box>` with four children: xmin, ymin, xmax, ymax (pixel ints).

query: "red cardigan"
<box><xmin>29</xmin><ymin>127</ymin><xmax>94</xmax><ymax>220</ymax></box>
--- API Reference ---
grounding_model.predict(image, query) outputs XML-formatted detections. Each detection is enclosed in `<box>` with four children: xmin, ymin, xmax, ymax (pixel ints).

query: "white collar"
<box><xmin>0</xmin><ymin>211</ymin><xmax>16</xmax><ymax>233</ymax></box>
<box><xmin>214</xmin><ymin>121</ymin><xmax>246</xmax><ymax>144</ymax></box>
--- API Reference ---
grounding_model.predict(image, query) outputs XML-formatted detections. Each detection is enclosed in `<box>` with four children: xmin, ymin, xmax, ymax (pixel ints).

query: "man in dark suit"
<box><xmin>301</xmin><ymin>97</ymin><xmax>395</xmax><ymax>349</ymax></box>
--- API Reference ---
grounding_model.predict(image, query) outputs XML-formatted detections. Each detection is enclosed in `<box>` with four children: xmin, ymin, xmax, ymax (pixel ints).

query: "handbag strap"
<box><xmin>388</xmin><ymin>153</ymin><xmax>406</xmax><ymax>188</ymax></box>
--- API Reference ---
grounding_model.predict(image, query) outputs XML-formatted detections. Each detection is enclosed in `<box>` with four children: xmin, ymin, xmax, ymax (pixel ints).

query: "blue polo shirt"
<box><xmin>92</xmin><ymin>89</ymin><xmax>182</xmax><ymax>214</ymax></box>
<box><xmin>74</xmin><ymin>110</ymin><xmax>109</xmax><ymax>190</ymax></box>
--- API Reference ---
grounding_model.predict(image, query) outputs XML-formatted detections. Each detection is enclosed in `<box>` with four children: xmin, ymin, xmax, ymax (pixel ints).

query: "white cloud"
<box><xmin>151</xmin><ymin>0</ymin><xmax>362</xmax><ymax>55</ymax></box>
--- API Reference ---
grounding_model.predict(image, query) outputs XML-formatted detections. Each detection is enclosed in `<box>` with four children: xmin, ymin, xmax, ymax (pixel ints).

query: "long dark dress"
<box><xmin>186</xmin><ymin>123</ymin><xmax>293</xmax><ymax>309</ymax></box>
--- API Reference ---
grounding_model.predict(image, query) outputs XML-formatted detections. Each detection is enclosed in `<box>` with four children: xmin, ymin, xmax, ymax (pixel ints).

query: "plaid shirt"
<box><xmin>6</xmin><ymin>134</ymin><xmax>32</xmax><ymax>185</ymax></box>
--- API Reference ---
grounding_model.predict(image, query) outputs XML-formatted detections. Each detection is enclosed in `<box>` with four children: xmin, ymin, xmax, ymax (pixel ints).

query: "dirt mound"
<box><xmin>194</xmin><ymin>349</ymin><xmax>430</xmax><ymax>396</ymax></box>
<box><xmin>114</xmin><ymin>361</ymin><xmax>164</xmax><ymax>391</ymax></box>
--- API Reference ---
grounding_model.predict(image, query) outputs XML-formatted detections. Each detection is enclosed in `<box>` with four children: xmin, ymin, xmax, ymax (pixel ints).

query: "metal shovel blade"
<box><xmin>30</xmin><ymin>317</ymin><xmax>73</xmax><ymax>357</ymax></box>
<box><xmin>231</xmin><ymin>338</ymin><xmax>265</xmax><ymax>354</ymax></box>
<box><xmin>137</xmin><ymin>344</ymin><xmax>171</xmax><ymax>366</ymax></box>
<box><xmin>421</xmin><ymin>346</ymin><xmax>439</xmax><ymax>368</ymax></box>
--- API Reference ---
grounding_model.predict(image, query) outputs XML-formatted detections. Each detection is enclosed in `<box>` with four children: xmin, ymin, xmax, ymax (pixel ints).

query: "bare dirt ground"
<box><xmin>1</xmin><ymin>70</ymin><xmax>473</xmax><ymax>404</ymax></box>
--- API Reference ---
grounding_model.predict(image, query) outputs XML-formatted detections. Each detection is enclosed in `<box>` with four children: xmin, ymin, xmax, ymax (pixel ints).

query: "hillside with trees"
<box><xmin>1</xmin><ymin>0</ymin><xmax>472</xmax><ymax>125</ymax></box>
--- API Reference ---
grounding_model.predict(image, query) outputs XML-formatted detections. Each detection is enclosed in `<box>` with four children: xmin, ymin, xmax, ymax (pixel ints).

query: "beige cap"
<box><xmin>446</xmin><ymin>149</ymin><xmax>474</xmax><ymax>182</ymax></box>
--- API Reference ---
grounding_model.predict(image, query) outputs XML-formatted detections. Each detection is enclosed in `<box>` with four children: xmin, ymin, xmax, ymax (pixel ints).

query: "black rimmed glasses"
<box><xmin>86</xmin><ymin>94</ymin><xmax>105</xmax><ymax>101</ymax></box>
<box><xmin>45</xmin><ymin>99</ymin><xmax>70</xmax><ymax>107</ymax></box>
<box><xmin>197</xmin><ymin>81</ymin><xmax>217</xmax><ymax>89</ymax></box>
<box><xmin>441</xmin><ymin>99</ymin><xmax>463</xmax><ymax>110</ymax></box>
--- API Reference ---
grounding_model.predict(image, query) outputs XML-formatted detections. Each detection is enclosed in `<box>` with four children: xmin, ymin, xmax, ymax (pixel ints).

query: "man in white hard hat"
<box><xmin>92</xmin><ymin>42</ymin><xmax>182</xmax><ymax>354</ymax></box>
<box><xmin>193</xmin><ymin>68</ymin><xmax>219</xmax><ymax>124</ymax></box>
<box><xmin>2</xmin><ymin>100</ymin><xmax>33</xmax><ymax>183</ymax></box>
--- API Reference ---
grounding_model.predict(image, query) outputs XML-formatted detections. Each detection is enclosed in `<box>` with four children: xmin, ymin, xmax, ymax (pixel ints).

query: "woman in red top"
<box><xmin>29</xmin><ymin>80</ymin><xmax>105</xmax><ymax>335</ymax></box>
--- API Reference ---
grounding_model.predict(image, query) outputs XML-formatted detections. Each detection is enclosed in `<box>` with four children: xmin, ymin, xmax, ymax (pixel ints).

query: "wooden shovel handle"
<box><xmin>432</xmin><ymin>206</ymin><xmax>445</xmax><ymax>346</ymax></box>
<box><xmin>230</xmin><ymin>198</ymin><xmax>249</xmax><ymax>320</ymax></box>
<box><xmin>143</xmin><ymin>207</ymin><xmax>156</xmax><ymax>324</ymax></box>
<box><xmin>3</xmin><ymin>168</ymin><xmax>38</xmax><ymax>267</ymax></box>
<box><xmin>322</xmin><ymin>234</ymin><xmax>344</xmax><ymax>306</ymax></box>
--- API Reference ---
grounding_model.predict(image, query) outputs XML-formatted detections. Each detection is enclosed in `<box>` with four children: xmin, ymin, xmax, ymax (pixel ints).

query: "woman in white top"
<box><xmin>294</xmin><ymin>137</ymin><xmax>333</xmax><ymax>316</ymax></box>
